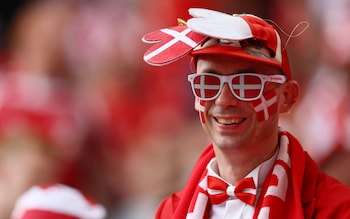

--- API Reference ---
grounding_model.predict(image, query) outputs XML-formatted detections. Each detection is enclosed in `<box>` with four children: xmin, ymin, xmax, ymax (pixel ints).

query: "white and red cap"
<box><xmin>142</xmin><ymin>8</ymin><xmax>291</xmax><ymax>79</ymax></box>
<box><xmin>11</xmin><ymin>184</ymin><xmax>106</xmax><ymax>219</ymax></box>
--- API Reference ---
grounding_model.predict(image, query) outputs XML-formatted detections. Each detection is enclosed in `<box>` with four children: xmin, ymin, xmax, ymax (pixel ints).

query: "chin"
<box><xmin>213</xmin><ymin>137</ymin><xmax>246</xmax><ymax>150</ymax></box>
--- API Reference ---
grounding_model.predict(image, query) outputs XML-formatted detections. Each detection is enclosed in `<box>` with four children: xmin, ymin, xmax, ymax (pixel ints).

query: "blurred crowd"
<box><xmin>0</xmin><ymin>0</ymin><xmax>349</xmax><ymax>218</ymax></box>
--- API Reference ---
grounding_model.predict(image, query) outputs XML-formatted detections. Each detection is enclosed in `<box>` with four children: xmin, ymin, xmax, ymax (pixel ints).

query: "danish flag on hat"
<box><xmin>142</xmin><ymin>25</ymin><xmax>207</xmax><ymax>65</ymax></box>
<box><xmin>11</xmin><ymin>184</ymin><xmax>107</xmax><ymax>219</ymax></box>
<box><xmin>142</xmin><ymin>8</ymin><xmax>291</xmax><ymax>79</ymax></box>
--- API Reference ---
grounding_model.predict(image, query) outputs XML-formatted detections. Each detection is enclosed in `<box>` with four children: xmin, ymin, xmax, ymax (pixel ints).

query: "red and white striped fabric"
<box><xmin>11</xmin><ymin>184</ymin><xmax>106</xmax><ymax>219</ymax></box>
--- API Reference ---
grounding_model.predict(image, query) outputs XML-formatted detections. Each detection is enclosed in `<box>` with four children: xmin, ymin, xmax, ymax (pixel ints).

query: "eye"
<box><xmin>231</xmin><ymin>74</ymin><xmax>262</xmax><ymax>98</ymax></box>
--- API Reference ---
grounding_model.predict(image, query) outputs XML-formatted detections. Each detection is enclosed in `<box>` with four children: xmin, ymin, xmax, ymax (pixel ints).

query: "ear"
<box><xmin>279</xmin><ymin>80</ymin><xmax>300</xmax><ymax>113</ymax></box>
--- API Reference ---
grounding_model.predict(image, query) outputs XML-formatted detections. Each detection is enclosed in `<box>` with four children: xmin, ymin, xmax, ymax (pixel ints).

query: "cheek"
<box><xmin>252</xmin><ymin>89</ymin><xmax>279</xmax><ymax>123</ymax></box>
<box><xmin>199</xmin><ymin>111</ymin><xmax>206</xmax><ymax>124</ymax></box>
<box><xmin>195</xmin><ymin>98</ymin><xmax>206</xmax><ymax>123</ymax></box>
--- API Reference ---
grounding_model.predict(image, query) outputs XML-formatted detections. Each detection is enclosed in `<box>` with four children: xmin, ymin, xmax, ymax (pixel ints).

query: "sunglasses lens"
<box><xmin>190</xmin><ymin>73</ymin><xmax>266</xmax><ymax>101</ymax></box>
<box><xmin>192</xmin><ymin>74</ymin><xmax>221</xmax><ymax>99</ymax></box>
<box><xmin>231</xmin><ymin>75</ymin><xmax>263</xmax><ymax>99</ymax></box>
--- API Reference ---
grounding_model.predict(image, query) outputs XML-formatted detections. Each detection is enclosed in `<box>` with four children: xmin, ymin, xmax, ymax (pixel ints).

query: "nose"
<box><xmin>214</xmin><ymin>83</ymin><xmax>239</xmax><ymax>107</ymax></box>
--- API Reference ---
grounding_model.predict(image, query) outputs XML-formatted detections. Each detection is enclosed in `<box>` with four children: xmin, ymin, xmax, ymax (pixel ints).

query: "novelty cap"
<box><xmin>11</xmin><ymin>184</ymin><xmax>106</xmax><ymax>219</ymax></box>
<box><xmin>142</xmin><ymin>8</ymin><xmax>291</xmax><ymax>79</ymax></box>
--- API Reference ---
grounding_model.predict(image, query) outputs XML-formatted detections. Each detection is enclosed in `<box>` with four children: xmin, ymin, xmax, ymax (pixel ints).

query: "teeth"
<box><xmin>217</xmin><ymin>118</ymin><xmax>244</xmax><ymax>125</ymax></box>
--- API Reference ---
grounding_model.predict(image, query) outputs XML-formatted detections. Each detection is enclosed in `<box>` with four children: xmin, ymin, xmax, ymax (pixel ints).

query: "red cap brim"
<box><xmin>191</xmin><ymin>46</ymin><xmax>290</xmax><ymax>79</ymax></box>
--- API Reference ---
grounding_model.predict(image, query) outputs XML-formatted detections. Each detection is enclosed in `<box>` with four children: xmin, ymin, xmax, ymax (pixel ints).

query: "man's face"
<box><xmin>196</xmin><ymin>55</ymin><xmax>285</xmax><ymax>152</ymax></box>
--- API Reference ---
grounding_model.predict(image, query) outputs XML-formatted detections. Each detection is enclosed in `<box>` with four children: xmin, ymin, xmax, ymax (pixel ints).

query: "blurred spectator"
<box><xmin>11</xmin><ymin>183</ymin><xmax>106</xmax><ymax>219</ymax></box>
<box><xmin>281</xmin><ymin>0</ymin><xmax>350</xmax><ymax>186</ymax></box>
<box><xmin>0</xmin><ymin>0</ymin><xmax>205</xmax><ymax>218</ymax></box>
<box><xmin>2</xmin><ymin>0</ymin><xmax>331</xmax><ymax>219</ymax></box>
<box><xmin>0</xmin><ymin>71</ymin><xmax>87</xmax><ymax>218</ymax></box>
<box><xmin>0</xmin><ymin>1</ymin><xmax>94</xmax><ymax>218</ymax></box>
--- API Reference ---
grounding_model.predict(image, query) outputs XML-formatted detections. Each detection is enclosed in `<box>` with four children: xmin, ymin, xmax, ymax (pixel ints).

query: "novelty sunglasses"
<box><xmin>187</xmin><ymin>73</ymin><xmax>287</xmax><ymax>101</ymax></box>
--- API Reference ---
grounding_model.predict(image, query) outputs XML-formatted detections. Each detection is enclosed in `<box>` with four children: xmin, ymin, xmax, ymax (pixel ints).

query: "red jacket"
<box><xmin>155</xmin><ymin>131</ymin><xmax>350</xmax><ymax>219</ymax></box>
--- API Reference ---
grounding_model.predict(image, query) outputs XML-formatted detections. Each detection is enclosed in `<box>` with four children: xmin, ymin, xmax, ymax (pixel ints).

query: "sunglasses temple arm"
<box><xmin>268</xmin><ymin>75</ymin><xmax>287</xmax><ymax>84</ymax></box>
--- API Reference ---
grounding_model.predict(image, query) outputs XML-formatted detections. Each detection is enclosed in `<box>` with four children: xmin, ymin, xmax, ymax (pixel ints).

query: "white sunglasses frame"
<box><xmin>187</xmin><ymin>72</ymin><xmax>287</xmax><ymax>101</ymax></box>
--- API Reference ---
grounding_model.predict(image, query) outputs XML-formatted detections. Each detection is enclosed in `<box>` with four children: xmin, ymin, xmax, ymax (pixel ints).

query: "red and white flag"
<box><xmin>195</xmin><ymin>98</ymin><xmax>206</xmax><ymax>123</ymax></box>
<box><xmin>252</xmin><ymin>89</ymin><xmax>278</xmax><ymax>122</ymax></box>
<box><xmin>142</xmin><ymin>26</ymin><xmax>207</xmax><ymax>66</ymax></box>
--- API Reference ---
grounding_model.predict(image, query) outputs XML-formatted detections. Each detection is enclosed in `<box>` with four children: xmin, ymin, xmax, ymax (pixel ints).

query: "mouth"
<box><xmin>215</xmin><ymin>117</ymin><xmax>246</xmax><ymax>125</ymax></box>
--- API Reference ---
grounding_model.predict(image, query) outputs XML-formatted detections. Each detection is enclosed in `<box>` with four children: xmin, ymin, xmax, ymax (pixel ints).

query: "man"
<box><xmin>142</xmin><ymin>8</ymin><xmax>350</xmax><ymax>219</ymax></box>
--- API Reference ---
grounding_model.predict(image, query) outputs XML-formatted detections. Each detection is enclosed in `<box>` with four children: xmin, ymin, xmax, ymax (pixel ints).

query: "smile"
<box><xmin>216</xmin><ymin>117</ymin><xmax>246</xmax><ymax>125</ymax></box>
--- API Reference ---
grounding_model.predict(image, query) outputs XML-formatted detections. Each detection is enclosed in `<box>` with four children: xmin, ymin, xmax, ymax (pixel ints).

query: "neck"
<box><xmin>213</xmin><ymin>134</ymin><xmax>279</xmax><ymax>185</ymax></box>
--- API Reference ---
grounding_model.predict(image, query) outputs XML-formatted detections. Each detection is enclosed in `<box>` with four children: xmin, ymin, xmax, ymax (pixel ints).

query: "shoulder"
<box><xmin>155</xmin><ymin>191</ymin><xmax>183</xmax><ymax>219</ymax></box>
<box><xmin>313</xmin><ymin>172</ymin><xmax>350</xmax><ymax>218</ymax></box>
<box><xmin>286</xmin><ymin>131</ymin><xmax>350</xmax><ymax>218</ymax></box>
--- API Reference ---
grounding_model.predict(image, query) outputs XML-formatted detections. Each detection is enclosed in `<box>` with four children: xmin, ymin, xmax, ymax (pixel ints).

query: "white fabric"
<box><xmin>207</xmin><ymin>149</ymin><xmax>278</xmax><ymax>219</ymax></box>
<box><xmin>11</xmin><ymin>184</ymin><xmax>106</xmax><ymax>219</ymax></box>
<box><xmin>187</xmin><ymin>8</ymin><xmax>253</xmax><ymax>41</ymax></box>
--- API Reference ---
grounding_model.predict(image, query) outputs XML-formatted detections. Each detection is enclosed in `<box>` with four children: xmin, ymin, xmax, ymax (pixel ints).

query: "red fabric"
<box><xmin>37</xmin><ymin>184</ymin><xmax>99</xmax><ymax>206</ymax></box>
<box><xmin>19</xmin><ymin>210</ymin><xmax>79</xmax><ymax>219</ymax></box>
<box><xmin>143</xmin><ymin>26</ymin><xmax>207</xmax><ymax>65</ymax></box>
<box><xmin>155</xmin><ymin>130</ymin><xmax>350</xmax><ymax>219</ymax></box>
<box><xmin>191</xmin><ymin>45</ymin><xmax>289</xmax><ymax>79</ymax></box>
<box><xmin>155</xmin><ymin>145</ymin><xmax>214</xmax><ymax>219</ymax></box>
<box><xmin>207</xmin><ymin>176</ymin><xmax>256</xmax><ymax>205</ymax></box>
<box><xmin>241</xmin><ymin>16</ymin><xmax>277</xmax><ymax>58</ymax></box>
<box><xmin>238</xmin><ymin>14</ymin><xmax>292</xmax><ymax>79</ymax></box>
<box><xmin>233</xmin><ymin>177</ymin><xmax>256</xmax><ymax>206</ymax></box>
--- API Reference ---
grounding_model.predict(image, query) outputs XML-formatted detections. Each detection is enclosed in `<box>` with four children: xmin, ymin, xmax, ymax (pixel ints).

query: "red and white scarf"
<box><xmin>166</xmin><ymin>129</ymin><xmax>317</xmax><ymax>219</ymax></box>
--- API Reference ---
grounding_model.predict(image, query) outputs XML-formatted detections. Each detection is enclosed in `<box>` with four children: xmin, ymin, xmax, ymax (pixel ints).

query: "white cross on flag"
<box><xmin>142</xmin><ymin>26</ymin><xmax>207</xmax><ymax>66</ymax></box>
<box><xmin>252</xmin><ymin>89</ymin><xmax>278</xmax><ymax>122</ymax></box>
<box><xmin>195</xmin><ymin>98</ymin><xmax>205</xmax><ymax>112</ymax></box>
<box><xmin>232</xmin><ymin>75</ymin><xmax>262</xmax><ymax>99</ymax></box>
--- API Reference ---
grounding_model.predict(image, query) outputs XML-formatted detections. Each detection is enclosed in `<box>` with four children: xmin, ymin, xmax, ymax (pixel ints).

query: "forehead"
<box><xmin>196</xmin><ymin>54</ymin><xmax>281</xmax><ymax>74</ymax></box>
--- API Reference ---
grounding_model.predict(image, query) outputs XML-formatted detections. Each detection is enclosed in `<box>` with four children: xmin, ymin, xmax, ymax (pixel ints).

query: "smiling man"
<box><xmin>142</xmin><ymin>8</ymin><xmax>350</xmax><ymax>219</ymax></box>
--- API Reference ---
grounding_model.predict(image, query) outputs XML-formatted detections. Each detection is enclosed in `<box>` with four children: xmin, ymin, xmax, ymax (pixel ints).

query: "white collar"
<box><xmin>206</xmin><ymin>147</ymin><xmax>279</xmax><ymax>188</ymax></box>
